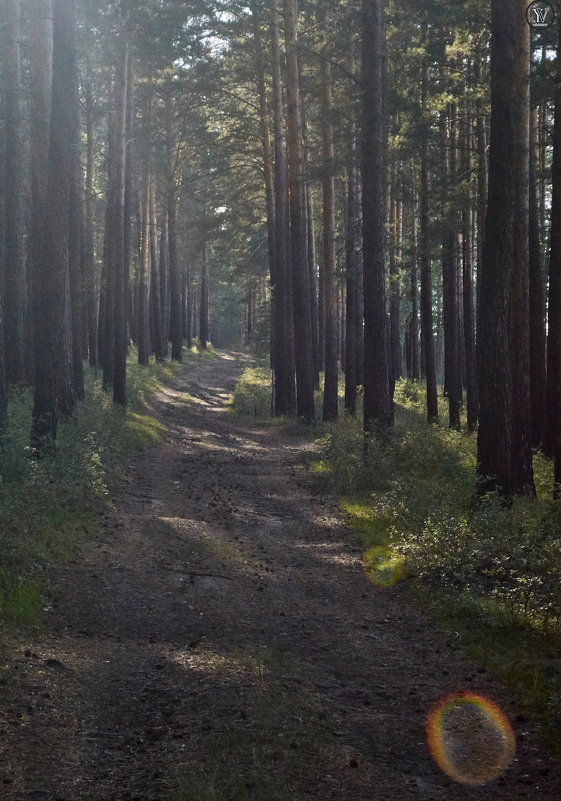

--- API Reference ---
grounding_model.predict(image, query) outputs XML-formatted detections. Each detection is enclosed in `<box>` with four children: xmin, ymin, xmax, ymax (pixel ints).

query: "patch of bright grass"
<box><xmin>316</xmin><ymin>377</ymin><xmax>561</xmax><ymax>752</ymax></box>
<box><xmin>232</xmin><ymin>366</ymin><xmax>273</xmax><ymax>418</ymax></box>
<box><xmin>0</xmin><ymin>346</ymin><xmax>194</xmax><ymax>628</ymax></box>
<box><xmin>187</xmin><ymin>339</ymin><xmax>217</xmax><ymax>359</ymax></box>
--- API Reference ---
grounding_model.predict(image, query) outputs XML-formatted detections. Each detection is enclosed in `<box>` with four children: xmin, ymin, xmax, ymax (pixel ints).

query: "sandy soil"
<box><xmin>0</xmin><ymin>350</ymin><xmax>559</xmax><ymax>800</ymax></box>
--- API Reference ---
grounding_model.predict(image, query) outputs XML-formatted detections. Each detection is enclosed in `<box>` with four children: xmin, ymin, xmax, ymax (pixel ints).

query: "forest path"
<box><xmin>1</xmin><ymin>351</ymin><xmax>559</xmax><ymax>800</ymax></box>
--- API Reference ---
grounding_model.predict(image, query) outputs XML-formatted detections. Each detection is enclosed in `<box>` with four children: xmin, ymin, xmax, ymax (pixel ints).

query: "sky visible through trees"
<box><xmin>0</xmin><ymin>0</ymin><xmax>560</xmax><ymax>496</ymax></box>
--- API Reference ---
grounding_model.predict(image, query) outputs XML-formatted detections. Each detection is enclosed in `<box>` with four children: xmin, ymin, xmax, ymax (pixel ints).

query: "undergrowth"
<box><xmin>312</xmin><ymin>377</ymin><xmax>561</xmax><ymax>753</ymax></box>
<box><xmin>232</xmin><ymin>365</ymin><xmax>273</xmax><ymax>418</ymax></box>
<box><xmin>0</xmin><ymin>349</ymin><xmax>188</xmax><ymax>629</ymax></box>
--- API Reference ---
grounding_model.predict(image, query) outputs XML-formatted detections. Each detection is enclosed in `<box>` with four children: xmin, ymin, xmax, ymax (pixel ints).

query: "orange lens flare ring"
<box><xmin>426</xmin><ymin>692</ymin><xmax>516</xmax><ymax>785</ymax></box>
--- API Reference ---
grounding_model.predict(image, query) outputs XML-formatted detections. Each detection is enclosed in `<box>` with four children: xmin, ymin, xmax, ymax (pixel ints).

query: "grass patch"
<box><xmin>165</xmin><ymin>645</ymin><xmax>334</xmax><ymax>801</ymax></box>
<box><xmin>0</xmin><ymin>345</ymin><xmax>196</xmax><ymax>629</ymax></box>
<box><xmin>232</xmin><ymin>366</ymin><xmax>273</xmax><ymax>419</ymax></box>
<box><xmin>0</xmin><ymin>572</ymin><xmax>44</xmax><ymax>626</ymax></box>
<box><xmin>315</xmin><ymin>377</ymin><xmax>561</xmax><ymax>752</ymax></box>
<box><xmin>187</xmin><ymin>339</ymin><xmax>218</xmax><ymax>359</ymax></box>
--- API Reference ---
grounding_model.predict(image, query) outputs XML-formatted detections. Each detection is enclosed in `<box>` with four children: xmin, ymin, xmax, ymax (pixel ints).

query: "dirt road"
<box><xmin>1</xmin><ymin>351</ymin><xmax>559</xmax><ymax>799</ymax></box>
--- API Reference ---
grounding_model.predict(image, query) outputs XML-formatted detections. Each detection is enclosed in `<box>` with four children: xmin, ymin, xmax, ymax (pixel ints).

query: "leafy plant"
<box><xmin>232</xmin><ymin>366</ymin><xmax>272</xmax><ymax>418</ymax></box>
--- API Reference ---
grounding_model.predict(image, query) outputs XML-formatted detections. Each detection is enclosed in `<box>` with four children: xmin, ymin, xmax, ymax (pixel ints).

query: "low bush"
<box><xmin>0</xmin><ymin>352</ymin><xmax>179</xmax><ymax>628</ymax></box>
<box><xmin>315</xmin><ymin>377</ymin><xmax>561</xmax><ymax>749</ymax></box>
<box><xmin>232</xmin><ymin>366</ymin><xmax>272</xmax><ymax>418</ymax></box>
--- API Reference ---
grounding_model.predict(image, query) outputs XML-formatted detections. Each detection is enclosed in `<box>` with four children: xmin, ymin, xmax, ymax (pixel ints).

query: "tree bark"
<box><xmin>199</xmin><ymin>244</ymin><xmax>209</xmax><ymax>349</ymax></box>
<box><xmin>548</xmin><ymin>11</ymin><xmax>561</xmax><ymax>487</ymax></box>
<box><xmin>150</xmin><ymin>181</ymin><xmax>164</xmax><ymax>361</ymax></box>
<box><xmin>137</xmin><ymin>167</ymin><xmax>150</xmax><ymax>366</ymax></box>
<box><xmin>345</xmin><ymin>153</ymin><xmax>360</xmax><ymax>415</ymax></box>
<box><xmin>166</xmin><ymin>91</ymin><xmax>182</xmax><ymax>361</ymax></box>
<box><xmin>29</xmin><ymin>0</ymin><xmax>53</xmax><ymax>391</ymax></box>
<box><xmin>362</xmin><ymin>0</ymin><xmax>393</xmax><ymax>433</ymax></box>
<box><xmin>67</xmin><ymin>5</ymin><xmax>84</xmax><ymax>400</ymax></box>
<box><xmin>410</xmin><ymin>208</ymin><xmax>420</xmax><ymax>380</ymax></box>
<box><xmin>270</xmin><ymin>0</ymin><xmax>295</xmax><ymax>414</ymax></box>
<box><xmin>3</xmin><ymin>0</ymin><xmax>26</xmax><ymax>384</ymax></box>
<box><xmin>419</xmin><ymin>50</ymin><xmax>438</xmax><ymax>423</ymax></box>
<box><xmin>111</xmin><ymin>35</ymin><xmax>129</xmax><ymax>406</ymax></box>
<box><xmin>84</xmin><ymin>78</ymin><xmax>98</xmax><ymax>367</ymax></box>
<box><xmin>32</xmin><ymin>0</ymin><xmax>76</xmax><ymax>451</ymax></box>
<box><xmin>389</xmin><ymin>160</ymin><xmax>402</xmax><ymax>397</ymax></box>
<box><xmin>159</xmin><ymin>213</ymin><xmax>169</xmax><ymax>356</ymax></box>
<box><xmin>476</xmin><ymin>0</ymin><xmax>517</xmax><ymax>495</ymax></box>
<box><xmin>283</xmin><ymin>0</ymin><xmax>315</xmax><ymax>422</ymax></box>
<box><xmin>529</xmin><ymin>110</ymin><xmax>546</xmax><ymax>448</ymax></box>
<box><xmin>441</xmin><ymin>109</ymin><xmax>460</xmax><ymax>429</ymax></box>
<box><xmin>320</xmin><ymin>7</ymin><xmax>338</xmax><ymax>422</ymax></box>
<box><xmin>508</xmin><ymin>0</ymin><xmax>534</xmax><ymax>495</ymax></box>
<box><xmin>462</xmin><ymin>111</ymin><xmax>478</xmax><ymax>431</ymax></box>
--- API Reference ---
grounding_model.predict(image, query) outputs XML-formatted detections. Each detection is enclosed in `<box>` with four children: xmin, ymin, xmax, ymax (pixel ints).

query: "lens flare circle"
<box><xmin>426</xmin><ymin>692</ymin><xmax>515</xmax><ymax>785</ymax></box>
<box><xmin>364</xmin><ymin>546</ymin><xmax>403</xmax><ymax>587</ymax></box>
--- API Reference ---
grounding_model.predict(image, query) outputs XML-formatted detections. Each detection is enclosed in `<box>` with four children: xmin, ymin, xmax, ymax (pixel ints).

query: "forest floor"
<box><xmin>1</xmin><ymin>350</ymin><xmax>560</xmax><ymax>800</ymax></box>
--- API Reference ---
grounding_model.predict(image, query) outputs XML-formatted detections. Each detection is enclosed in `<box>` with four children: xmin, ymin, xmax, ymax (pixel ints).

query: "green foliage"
<box><xmin>0</xmin><ymin>571</ymin><xmax>43</xmax><ymax>626</ymax></box>
<box><xmin>187</xmin><ymin>340</ymin><xmax>217</xmax><ymax>359</ymax></box>
<box><xmin>316</xmin><ymin>382</ymin><xmax>561</xmax><ymax>749</ymax></box>
<box><xmin>0</xmin><ymin>354</ymin><xmax>171</xmax><ymax>627</ymax></box>
<box><xmin>126</xmin><ymin>352</ymin><xmax>181</xmax><ymax>411</ymax></box>
<box><xmin>314</xmin><ymin>416</ymin><xmax>390</xmax><ymax>494</ymax></box>
<box><xmin>232</xmin><ymin>366</ymin><xmax>272</xmax><ymax>418</ymax></box>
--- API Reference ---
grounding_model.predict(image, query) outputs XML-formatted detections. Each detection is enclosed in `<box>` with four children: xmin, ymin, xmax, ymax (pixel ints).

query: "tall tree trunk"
<box><xmin>362</xmin><ymin>0</ymin><xmax>393</xmax><ymax>433</ymax></box>
<box><xmin>101</xmin><ymin>116</ymin><xmax>115</xmax><ymax>389</ymax></box>
<box><xmin>270</xmin><ymin>0</ymin><xmax>295</xmax><ymax>414</ymax></box>
<box><xmin>284</xmin><ymin>0</ymin><xmax>315</xmax><ymax>422</ymax></box>
<box><xmin>441</xmin><ymin>109</ymin><xmax>460</xmax><ymax>429</ymax></box>
<box><xmin>137</xmin><ymin>168</ymin><xmax>150</xmax><ymax>366</ymax></box>
<box><xmin>3</xmin><ymin>0</ymin><xmax>25</xmax><ymax>384</ymax></box>
<box><xmin>475</xmin><ymin>55</ymin><xmax>488</xmax><ymax>356</ymax></box>
<box><xmin>345</xmin><ymin>154</ymin><xmax>360</xmax><ymax>415</ymax></box>
<box><xmin>300</xmin><ymin>83</ymin><xmax>320</xmax><ymax>390</ymax></box>
<box><xmin>185</xmin><ymin>261</ymin><xmax>192</xmax><ymax>350</ymax></box>
<box><xmin>547</xmin><ymin>12</ymin><xmax>561</xmax><ymax>487</ymax></box>
<box><xmin>476</xmin><ymin>0</ymin><xmax>517</xmax><ymax>495</ymax></box>
<box><xmin>166</xmin><ymin>92</ymin><xmax>182</xmax><ymax>361</ymax></box>
<box><xmin>32</xmin><ymin>0</ymin><xmax>76</xmax><ymax>451</ymax></box>
<box><xmin>252</xmin><ymin>7</ymin><xmax>276</xmax><ymax>368</ymax></box>
<box><xmin>509</xmin><ymin>0</ymin><xmax>534</xmax><ymax>495</ymax></box>
<box><xmin>529</xmin><ymin>111</ymin><xmax>546</xmax><ymax>448</ymax></box>
<box><xmin>320</xmin><ymin>7</ymin><xmax>338</xmax><ymax>422</ymax></box>
<box><xmin>84</xmin><ymin>79</ymin><xmax>98</xmax><ymax>367</ymax></box>
<box><xmin>150</xmin><ymin>181</ymin><xmax>164</xmax><ymax>361</ymax></box>
<box><xmin>159</xmin><ymin>214</ymin><xmax>169</xmax><ymax>356</ymax></box>
<box><xmin>306</xmin><ymin>185</ymin><xmax>320</xmax><ymax>389</ymax></box>
<box><xmin>462</xmin><ymin>111</ymin><xmax>478</xmax><ymax>430</ymax></box>
<box><xmin>420</xmin><ymin>52</ymin><xmax>438</xmax><ymax>423</ymax></box>
<box><xmin>68</xmin><ymin>7</ymin><xmax>84</xmax><ymax>400</ymax></box>
<box><xmin>199</xmin><ymin>244</ymin><xmax>209</xmax><ymax>349</ymax></box>
<box><xmin>29</xmin><ymin>0</ymin><xmax>53</xmax><ymax>390</ymax></box>
<box><xmin>410</xmin><ymin>209</ymin><xmax>420</xmax><ymax>380</ymax></box>
<box><xmin>111</xmin><ymin>34</ymin><xmax>129</xmax><ymax>406</ymax></box>
<box><xmin>389</xmin><ymin>161</ymin><xmax>401</xmax><ymax>396</ymax></box>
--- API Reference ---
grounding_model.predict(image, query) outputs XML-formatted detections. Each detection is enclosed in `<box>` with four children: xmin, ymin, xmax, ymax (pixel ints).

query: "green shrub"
<box><xmin>315</xmin><ymin>387</ymin><xmax>561</xmax><ymax>633</ymax></box>
<box><xmin>0</xmin><ymin>352</ymin><xmax>175</xmax><ymax>627</ymax></box>
<box><xmin>315</xmin><ymin>386</ymin><xmax>561</xmax><ymax>749</ymax></box>
<box><xmin>232</xmin><ymin>366</ymin><xmax>272</xmax><ymax>418</ymax></box>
